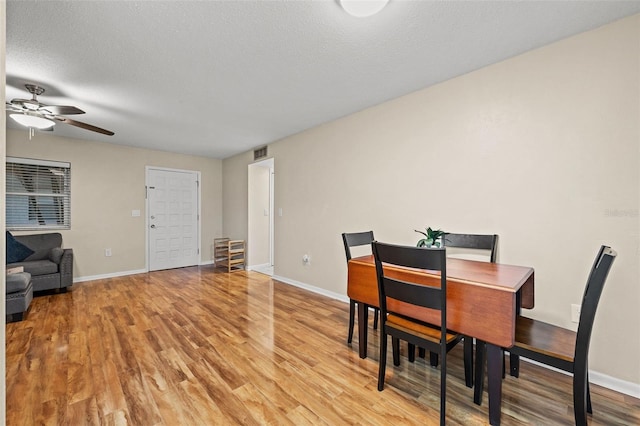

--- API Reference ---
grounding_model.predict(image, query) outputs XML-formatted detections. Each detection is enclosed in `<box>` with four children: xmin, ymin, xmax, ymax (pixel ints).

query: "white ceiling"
<box><xmin>6</xmin><ymin>1</ymin><xmax>640</xmax><ymax>159</ymax></box>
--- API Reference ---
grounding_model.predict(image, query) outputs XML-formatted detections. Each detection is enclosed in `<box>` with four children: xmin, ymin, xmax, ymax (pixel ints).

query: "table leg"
<box><xmin>487</xmin><ymin>343</ymin><xmax>502</xmax><ymax>425</ymax></box>
<box><xmin>510</xmin><ymin>291</ymin><xmax>522</xmax><ymax>377</ymax></box>
<box><xmin>473</xmin><ymin>340</ymin><xmax>486</xmax><ymax>405</ymax></box>
<box><xmin>358</xmin><ymin>302</ymin><xmax>369</xmax><ymax>359</ymax></box>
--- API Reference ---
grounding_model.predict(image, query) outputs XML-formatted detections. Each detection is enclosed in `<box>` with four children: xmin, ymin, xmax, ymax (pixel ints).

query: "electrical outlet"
<box><xmin>105</xmin><ymin>248</ymin><xmax>112</xmax><ymax>257</ymax></box>
<box><xmin>571</xmin><ymin>304</ymin><xmax>581</xmax><ymax>323</ymax></box>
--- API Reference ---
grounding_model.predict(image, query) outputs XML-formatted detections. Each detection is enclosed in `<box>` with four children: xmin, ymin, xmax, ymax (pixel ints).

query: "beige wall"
<box><xmin>223</xmin><ymin>15</ymin><xmax>640</xmax><ymax>388</ymax></box>
<box><xmin>248</xmin><ymin>163</ymin><xmax>271</xmax><ymax>267</ymax></box>
<box><xmin>6</xmin><ymin>130</ymin><xmax>223</xmax><ymax>279</ymax></box>
<box><xmin>222</xmin><ymin>150</ymin><xmax>253</xmax><ymax>242</ymax></box>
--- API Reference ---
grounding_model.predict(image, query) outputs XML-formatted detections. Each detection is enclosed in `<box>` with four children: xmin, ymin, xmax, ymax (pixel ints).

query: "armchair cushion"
<box><xmin>21</xmin><ymin>233</ymin><xmax>63</xmax><ymax>262</ymax></box>
<box><xmin>10</xmin><ymin>259</ymin><xmax>58</xmax><ymax>276</ymax></box>
<box><xmin>6</xmin><ymin>231</ymin><xmax>34</xmax><ymax>264</ymax></box>
<box><xmin>49</xmin><ymin>247</ymin><xmax>64</xmax><ymax>264</ymax></box>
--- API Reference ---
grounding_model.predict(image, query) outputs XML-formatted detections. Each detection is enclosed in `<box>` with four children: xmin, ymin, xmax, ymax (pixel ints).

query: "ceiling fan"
<box><xmin>6</xmin><ymin>84</ymin><xmax>114</xmax><ymax>136</ymax></box>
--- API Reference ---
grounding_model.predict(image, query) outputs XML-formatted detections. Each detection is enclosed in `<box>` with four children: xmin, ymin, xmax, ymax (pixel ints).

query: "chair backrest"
<box><xmin>444</xmin><ymin>233</ymin><xmax>498</xmax><ymax>263</ymax></box>
<box><xmin>342</xmin><ymin>231</ymin><xmax>375</xmax><ymax>262</ymax></box>
<box><xmin>574</xmin><ymin>246</ymin><xmax>616</xmax><ymax>368</ymax></box>
<box><xmin>372</xmin><ymin>242</ymin><xmax>447</xmax><ymax>327</ymax></box>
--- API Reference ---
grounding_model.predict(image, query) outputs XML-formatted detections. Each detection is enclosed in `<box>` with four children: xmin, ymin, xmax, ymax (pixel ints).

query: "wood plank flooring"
<box><xmin>6</xmin><ymin>266</ymin><xmax>640</xmax><ymax>425</ymax></box>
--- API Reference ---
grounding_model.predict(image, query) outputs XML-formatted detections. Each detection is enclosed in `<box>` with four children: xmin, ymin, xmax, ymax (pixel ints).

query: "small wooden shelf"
<box><xmin>214</xmin><ymin>238</ymin><xmax>245</xmax><ymax>272</ymax></box>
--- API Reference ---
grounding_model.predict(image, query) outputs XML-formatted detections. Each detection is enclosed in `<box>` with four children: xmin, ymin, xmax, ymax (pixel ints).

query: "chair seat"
<box><xmin>515</xmin><ymin>316</ymin><xmax>576</xmax><ymax>363</ymax></box>
<box><xmin>10</xmin><ymin>259</ymin><xmax>58</xmax><ymax>276</ymax></box>
<box><xmin>387</xmin><ymin>314</ymin><xmax>459</xmax><ymax>345</ymax></box>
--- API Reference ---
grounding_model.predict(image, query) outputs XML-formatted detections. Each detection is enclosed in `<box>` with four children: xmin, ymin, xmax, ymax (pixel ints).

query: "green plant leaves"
<box><xmin>415</xmin><ymin>227</ymin><xmax>445</xmax><ymax>247</ymax></box>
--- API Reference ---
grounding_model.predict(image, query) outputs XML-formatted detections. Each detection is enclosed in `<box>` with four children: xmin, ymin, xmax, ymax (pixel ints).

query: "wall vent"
<box><xmin>254</xmin><ymin>146</ymin><xmax>268</xmax><ymax>161</ymax></box>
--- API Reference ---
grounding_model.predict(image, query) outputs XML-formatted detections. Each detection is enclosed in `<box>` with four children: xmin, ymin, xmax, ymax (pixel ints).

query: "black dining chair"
<box><xmin>448</xmin><ymin>233</ymin><xmax>497</xmax><ymax>388</ymax></box>
<box><xmin>444</xmin><ymin>233</ymin><xmax>498</xmax><ymax>263</ymax></box>
<box><xmin>477</xmin><ymin>245</ymin><xmax>617</xmax><ymax>425</ymax></box>
<box><xmin>417</xmin><ymin>233</ymin><xmax>498</xmax><ymax>388</ymax></box>
<box><xmin>342</xmin><ymin>231</ymin><xmax>379</xmax><ymax>344</ymax></box>
<box><xmin>373</xmin><ymin>241</ymin><xmax>461</xmax><ymax>426</ymax></box>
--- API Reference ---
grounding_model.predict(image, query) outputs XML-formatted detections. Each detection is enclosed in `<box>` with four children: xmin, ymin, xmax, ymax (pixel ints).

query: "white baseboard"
<box><xmin>272</xmin><ymin>274</ymin><xmax>349</xmax><ymax>304</ymax></box>
<box><xmin>507</xmin><ymin>354</ymin><xmax>640</xmax><ymax>399</ymax></box>
<box><xmin>73</xmin><ymin>268</ymin><xmax>148</xmax><ymax>283</ymax></box>
<box><xmin>247</xmin><ymin>262</ymin><xmax>270</xmax><ymax>272</ymax></box>
<box><xmin>75</xmin><ymin>261</ymin><xmax>215</xmax><ymax>283</ymax></box>
<box><xmin>590</xmin><ymin>370</ymin><xmax>640</xmax><ymax>398</ymax></box>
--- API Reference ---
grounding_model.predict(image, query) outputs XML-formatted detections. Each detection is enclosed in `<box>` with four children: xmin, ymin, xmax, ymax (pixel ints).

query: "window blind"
<box><xmin>6</xmin><ymin>157</ymin><xmax>71</xmax><ymax>230</ymax></box>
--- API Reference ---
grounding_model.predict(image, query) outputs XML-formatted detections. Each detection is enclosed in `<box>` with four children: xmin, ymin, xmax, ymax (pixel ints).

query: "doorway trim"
<box><xmin>247</xmin><ymin>157</ymin><xmax>274</xmax><ymax>274</ymax></box>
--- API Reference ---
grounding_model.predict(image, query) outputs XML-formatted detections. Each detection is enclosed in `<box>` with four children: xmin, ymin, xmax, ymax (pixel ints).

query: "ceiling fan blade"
<box><xmin>6</xmin><ymin>102</ymin><xmax>23</xmax><ymax>112</ymax></box>
<box><xmin>40</xmin><ymin>105</ymin><xmax>85</xmax><ymax>115</ymax></box>
<box><xmin>53</xmin><ymin>116</ymin><xmax>114</xmax><ymax>136</ymax></box>
<box><xmin>10</xmin><ymin>98</ymin><xmax>30</xmax><ymax>105</ymax></box>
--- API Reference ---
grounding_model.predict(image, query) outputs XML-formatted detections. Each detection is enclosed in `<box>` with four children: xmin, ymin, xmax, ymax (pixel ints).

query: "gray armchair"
<box><xmin>7</xmin><ymin>232</ymin><xmax>73</xmax><ymax>292</ymax></box>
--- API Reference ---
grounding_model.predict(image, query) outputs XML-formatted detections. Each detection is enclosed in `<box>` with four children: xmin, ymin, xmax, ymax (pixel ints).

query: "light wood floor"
<box><xmin>6</xmin><ymin>266</ymin><xmax>640</xmax><ymax>425</ymax></box>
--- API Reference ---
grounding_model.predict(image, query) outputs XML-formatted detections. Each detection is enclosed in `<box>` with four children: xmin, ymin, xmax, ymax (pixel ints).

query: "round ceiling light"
<box><xmin>10</xmin><ymin>113</ymin><xmax>55</xmax><ymax>129</ymax></box>
<box><xmin>340</xmin><ymin>0</ymin><xmax>389</xmax><ymax>17</ymax></box>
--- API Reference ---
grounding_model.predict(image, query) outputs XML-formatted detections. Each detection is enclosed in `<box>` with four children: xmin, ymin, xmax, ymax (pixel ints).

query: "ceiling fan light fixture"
<box><xmin>10</xmin><ymin>113</ymin><xmax>55</xmax><ymax>129</ymax></box>
<box><xmin>340</xmin><ymin>0</ymin><xmax>389</xmax><ymax>17</ymax></box>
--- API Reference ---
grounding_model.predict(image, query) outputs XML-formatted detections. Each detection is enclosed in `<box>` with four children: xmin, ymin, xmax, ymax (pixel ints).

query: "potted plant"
<box><xmin>415</xmin><ymin>227</ymin><xmax>446</xmax><ymax>248</ymax></box>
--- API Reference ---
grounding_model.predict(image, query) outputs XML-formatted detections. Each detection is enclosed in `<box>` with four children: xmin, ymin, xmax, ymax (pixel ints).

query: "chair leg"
<box><xmin>430</xmin><ymin>351</ymin><xmax>439</xmax><ymax>367</ymax></box>
<box><xmin>440</xmin><ymin>346</ymin><xmax>447</xmax><ymax>426</ymax></box>
<box><xmin>587</xmin><ymin>380</ymin><xmax>592</xmax><ymax>414</ymax></box>
<box><xmin>463</xmin><ymin>336</ymin><xmax>474</xmax><ymax>388</ymax></box>
<box><xmin>573</xmin><ymin>367</ymin><xmax>589</xmax><ymax>426</ymax></box>
<box><xmin>378</xmin><ymin>331</ymin><xmax>388</xmax><ymax>391</ymax></box>
<box><xmin>509</xmin><ymin>352</ymin><xmax>520</xmax><ymax>377</ymax></box>
<box><xmin>408</xmin><ymin>343</ymin><xmax>416</xmax><ymax>363</ymax></box>
<box><xmin>347</xmin><ymin>299</ymin><xmax>356</xmax><ymax>344</ymax></box>
<box><xmin>373</xmin><ymin>308</ymin><xmax>379</xmax><ymax>330</ymax></box>
<box><xmin>392</xmin><ymin>337</ymin><xmax>401</xmax><ymax>366</ymax></box>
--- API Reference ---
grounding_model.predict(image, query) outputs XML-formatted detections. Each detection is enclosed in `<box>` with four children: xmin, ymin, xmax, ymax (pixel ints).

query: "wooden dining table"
<box><xmin>347</xmin><ymin>254</ymin><xmax>535</xmax><ymax>426</ymax></box>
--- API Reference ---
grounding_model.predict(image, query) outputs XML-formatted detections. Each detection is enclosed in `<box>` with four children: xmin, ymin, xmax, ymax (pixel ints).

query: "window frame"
<box><xmin>6</xmin><ymin>156</ymin><xmax>71</xmax><ymax>231</ymax></box>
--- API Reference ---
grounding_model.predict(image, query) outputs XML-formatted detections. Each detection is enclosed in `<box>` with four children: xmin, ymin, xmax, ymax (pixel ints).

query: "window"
<box><xmin>6</xmin><ymin>157</ymin><xmax>71</xmax><ymax>230</ymax></box>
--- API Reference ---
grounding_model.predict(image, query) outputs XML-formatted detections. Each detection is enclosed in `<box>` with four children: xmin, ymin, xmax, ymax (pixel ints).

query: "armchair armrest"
<box><xmin>60</xmin><ymin>248</ymin><xmax>74</xmax><ymax>288</ymax></box>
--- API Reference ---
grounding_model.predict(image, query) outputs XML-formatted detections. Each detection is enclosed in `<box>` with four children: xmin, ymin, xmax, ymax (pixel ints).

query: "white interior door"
<box><xmin>147</xmin><ymin>168</ymin><xmax>199</xmax><ymax>271</ymax></box>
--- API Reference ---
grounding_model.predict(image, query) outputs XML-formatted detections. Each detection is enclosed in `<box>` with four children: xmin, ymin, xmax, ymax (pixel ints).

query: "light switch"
<box><xmin>132</xmin><ymin>209</ymin><xmax>141</xmax><ymax>217</ymax></box>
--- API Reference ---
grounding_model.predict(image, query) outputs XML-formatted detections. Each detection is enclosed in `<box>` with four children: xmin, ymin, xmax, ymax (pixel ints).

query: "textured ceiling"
<box><xmin>6</xmin><ymin>1</ymin><xmax>640</xmax><ymax>159</ymax></box>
